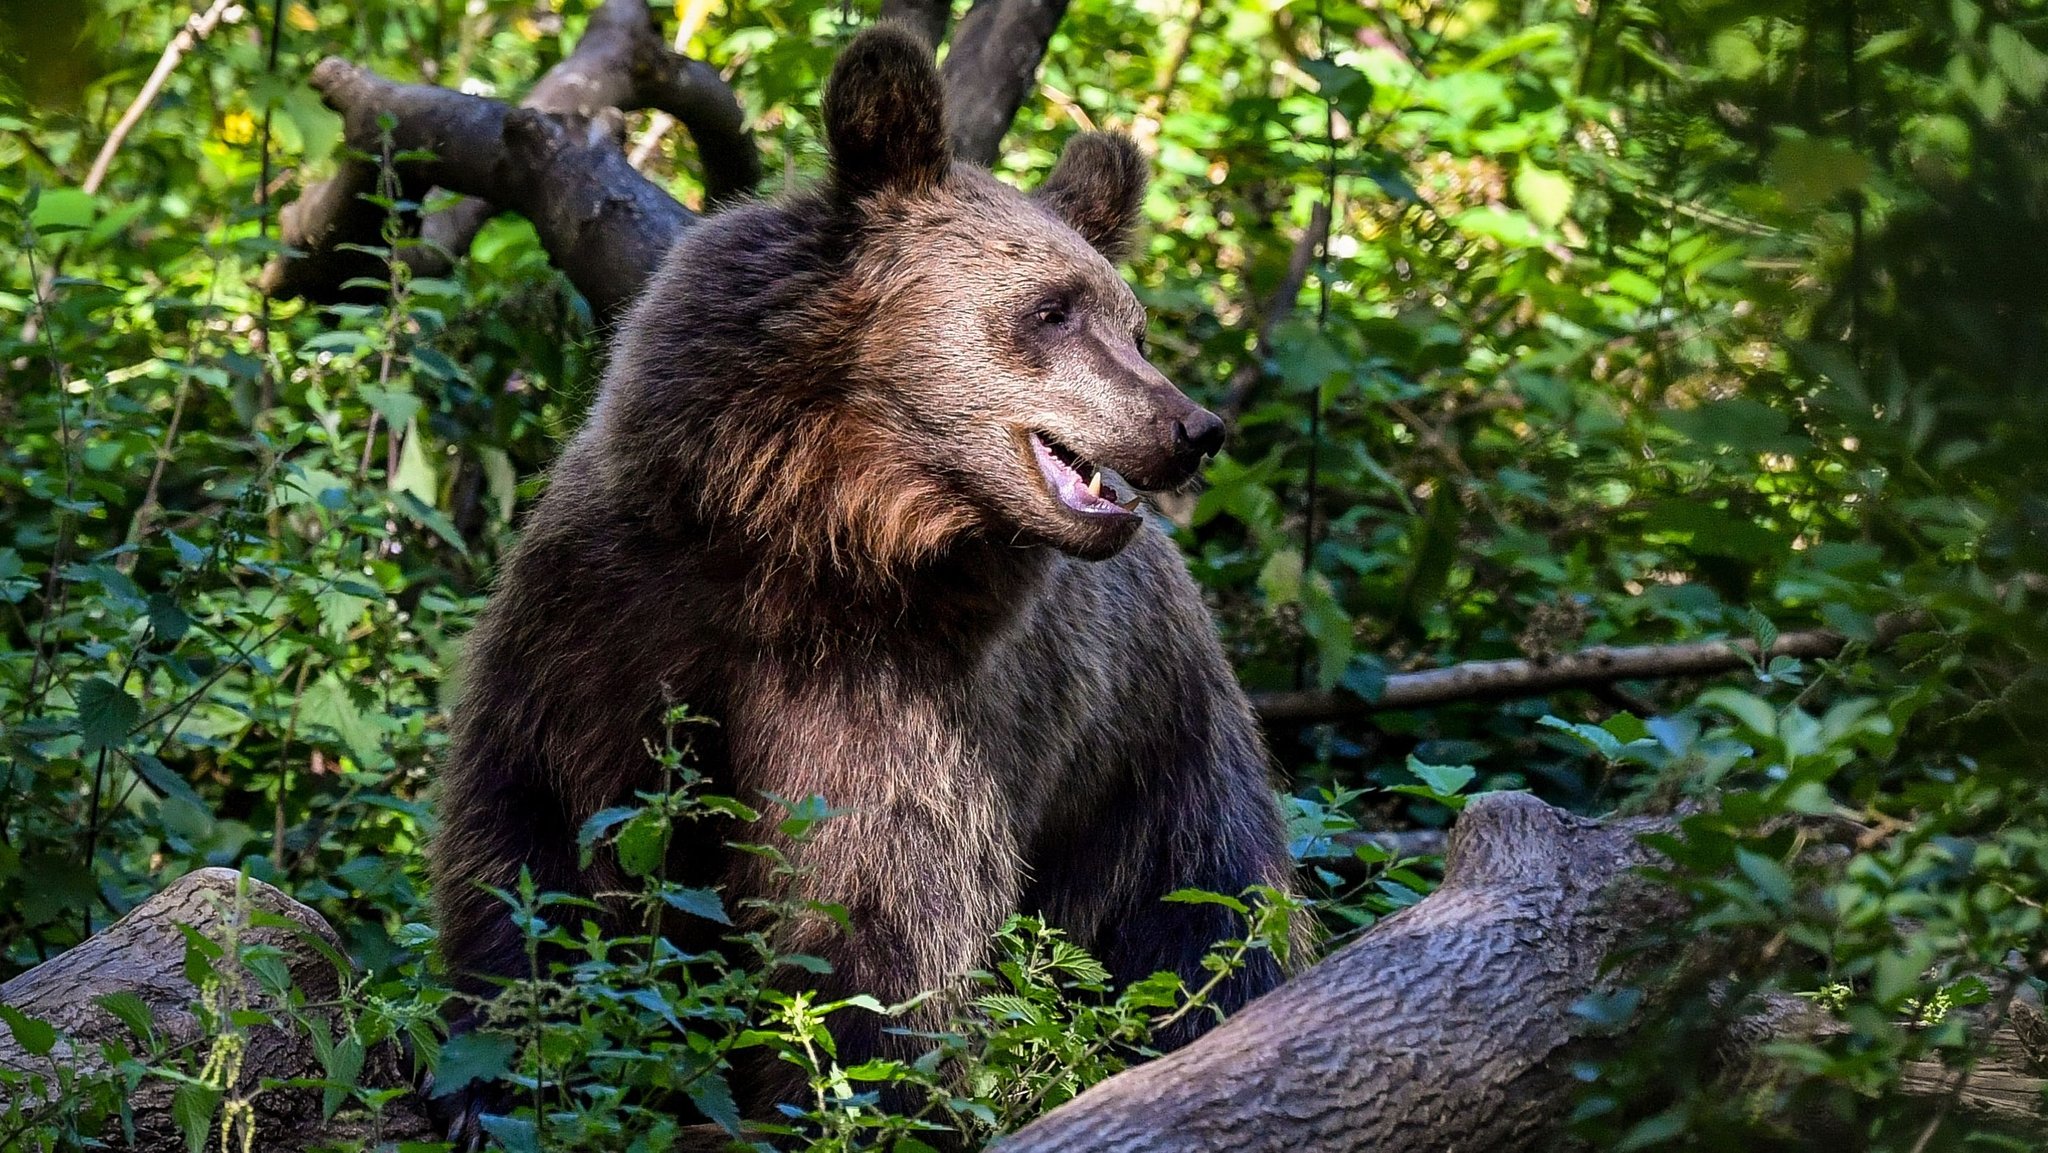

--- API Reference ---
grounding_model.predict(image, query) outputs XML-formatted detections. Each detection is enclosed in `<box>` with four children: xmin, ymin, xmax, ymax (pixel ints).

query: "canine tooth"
<box><xmin>1119</xmin><ymin>495</ymin><xmax>1141</xmax><ymax>511</ymax></box>
<box><xmin>1087</xmin><ymin>471</ymin><xmax>1103</xmax><ymax>498</ymax></box>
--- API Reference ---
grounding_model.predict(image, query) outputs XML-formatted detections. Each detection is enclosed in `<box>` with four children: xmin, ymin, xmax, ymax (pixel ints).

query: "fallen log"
<box><xmin>6</xmin><ymin>798</ymin><xmax>2042</xmax><ymax>1151</ymax></box>
<box><xmin>0</xmin><ymin>868</ymin><xmax>434</xmax><ymax>1151</ymax></box>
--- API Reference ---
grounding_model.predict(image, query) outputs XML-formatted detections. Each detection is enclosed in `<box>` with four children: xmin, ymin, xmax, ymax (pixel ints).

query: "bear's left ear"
<box><xmin>1033</xmin><ymin>132</ymin><xmax>1149</xmax><ymax>262</ymax></box>
<box><xmin>823</xmin><ymin>24</ymin><xmax>952</xmax><ymax>199</ymax></box>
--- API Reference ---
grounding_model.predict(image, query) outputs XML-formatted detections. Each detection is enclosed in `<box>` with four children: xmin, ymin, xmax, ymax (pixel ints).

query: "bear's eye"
<box><xmin>1033</xmin><ymin>303</ymin><xmax>1071</xmax><ymax>329</ymax></box>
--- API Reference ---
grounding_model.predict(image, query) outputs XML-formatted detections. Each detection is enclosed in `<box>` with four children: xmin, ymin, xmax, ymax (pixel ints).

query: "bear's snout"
<box><xmin>1124</xmin><ymin>397</ymin><xmax>1224</xmax><ymax>490</ymax></box>
<box><xmin>1171</xmin><ymin>409</ymin><xmax>1226</xmax><ymax>475</ymax></box>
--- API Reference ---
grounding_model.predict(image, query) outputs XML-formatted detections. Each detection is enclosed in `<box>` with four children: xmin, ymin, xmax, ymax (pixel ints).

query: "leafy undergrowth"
<box><xmin>6</xmin><ymin>0</ymin><xmax>2048</xmax><ymax>1149</ymax></box>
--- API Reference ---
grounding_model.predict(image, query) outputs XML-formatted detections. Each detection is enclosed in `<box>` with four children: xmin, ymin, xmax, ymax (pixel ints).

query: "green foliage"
<box><xmin>2</xmin><ymin>0</ymin><xmax>2046</xmax><ymax>1148</ymax></box>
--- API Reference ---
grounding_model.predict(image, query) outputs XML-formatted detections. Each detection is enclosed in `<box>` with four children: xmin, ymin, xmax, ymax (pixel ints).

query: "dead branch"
<box><xmin>84</xmin><ymin>0</ymin><xmax>239</xmax><ymax>195</ymax></box>
<box><xmin>262</xmin><ymin>0</ymin><xmax>751</xmax><ymax>312</ymax></box>
<box><xmin>21</xmin><ymin>0</ymin><xmax>238</xmax><ymax>348</ymax></box>
<box><xmin>999</xmin><ymin>793</ymin><xmax>1676</xmax><ymax>1151</ymax></box>
<box><xmin>1252</xmin><ymin>611</ymin><xmax>1924</xmax><ymax>726</ymax></box>
<box><xmin>262</xmin><ymin>0</ymin><xmax>1079</xmax><ymax>316</ymax></box>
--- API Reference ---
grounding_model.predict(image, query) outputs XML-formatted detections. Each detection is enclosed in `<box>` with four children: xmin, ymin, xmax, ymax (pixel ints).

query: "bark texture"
<box><xmin>999</xmin><ymin>792</ymin><xmax>1674</xmax><ymax>1152</ymax></box>
<box><xmin>0</xmin><ymin>867</ymin><xmax>433</xmax><ymax>1150</ymax></box>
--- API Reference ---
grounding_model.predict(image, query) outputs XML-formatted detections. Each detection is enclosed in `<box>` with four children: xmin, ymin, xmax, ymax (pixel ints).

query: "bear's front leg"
<box><xmin>722</xmin><ymin>677</ymin><xmax>1023</xmax><ymax>1115</ymax></box>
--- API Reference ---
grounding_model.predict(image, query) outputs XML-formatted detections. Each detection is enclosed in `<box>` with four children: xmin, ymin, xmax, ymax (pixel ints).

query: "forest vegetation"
<box><xmin>2</xmin><ymin>0</ymin><xmax>2046</xmax><ymax>1149</ymax></box>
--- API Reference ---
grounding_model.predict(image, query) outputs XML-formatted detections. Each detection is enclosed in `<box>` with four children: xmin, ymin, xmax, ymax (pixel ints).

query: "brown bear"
<box><xmin>431</xmin><ymin>20</ymin><xmax>1292</xmax><ymax>1130</ymax></box>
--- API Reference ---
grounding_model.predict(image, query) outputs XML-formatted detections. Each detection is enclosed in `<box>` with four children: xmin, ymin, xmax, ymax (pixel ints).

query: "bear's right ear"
<box><xmin>823</xmin><ymin>24</ymin><xmax>952</xmax><ymax>199</ymax></box>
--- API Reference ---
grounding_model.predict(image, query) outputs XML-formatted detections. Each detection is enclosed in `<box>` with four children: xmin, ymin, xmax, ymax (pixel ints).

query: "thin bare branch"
<box><xmin>84</xmin><ymin>0</ymin><xmax>237</xmax><ymax>195</ymax></box>
<box><xmin>1216</xmin><ymin>199</ymin><xmax>1332</xmax><ymax>424</ymax></box>
<box><xmin>1252</xmin><ymin>611</ymin><xmax>1925</xmax><ymax>725</ymax></box>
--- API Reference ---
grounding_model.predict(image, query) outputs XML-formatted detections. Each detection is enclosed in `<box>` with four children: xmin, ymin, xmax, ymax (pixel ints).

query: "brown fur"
<box><xmin>432</xmin><ymin>22</ymin><xmax>1290</xmax><ymax>1123</ymax></box>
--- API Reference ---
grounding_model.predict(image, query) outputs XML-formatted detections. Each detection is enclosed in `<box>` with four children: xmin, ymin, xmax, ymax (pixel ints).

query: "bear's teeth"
<box><xmin>1087</xmin><ymin>471</ymin><xmax>1103</xmax><ymax>498</ymax></box>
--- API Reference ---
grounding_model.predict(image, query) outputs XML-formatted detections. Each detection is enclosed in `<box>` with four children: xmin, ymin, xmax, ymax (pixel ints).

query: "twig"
<box><xmin>1128</xmin><ymin>0</ymin><xmax>1207</xmax><ymax>152</ymax></box>
<box><xmin>85</xmin><ymin>0</ymin><xmax>238</xmax><ymax>194</ymax></box>
<box><xmin>1215</xmin><ymin>199</ymin><xmax>1330</xmax><ymax>424</ymax></box>
<box><xmin>22</xmin><ymin>0</ymin><xmax>238</xmax><ymax>345</ymax></box>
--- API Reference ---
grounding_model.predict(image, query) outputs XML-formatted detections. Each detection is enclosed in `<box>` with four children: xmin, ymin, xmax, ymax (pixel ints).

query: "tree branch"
<box><xmin>263</xmin><ymin>0</ymin><xmax>750</xmax><ymax>312</ymax></box>
<box><xmin>942</xmin><ymin>0</ymin><xmax>1072</xmax><ymax>165</ymax></box>
<box><xmin>998</xmin><ymin>793</ymin><xmax>1678</xmax><ymax>1151</ymax></box>
<box><xmin>1251</xmin><ymin>611</ymin><xmax>1924</xmax><ymax>726</ymax></box>
<box><xmin>260</xmin><ymin>57</ymin><xmax>694</xmax><ymax>323</ymax></box>
<box><xmin>882</xmin><ymin>0</ymin><xmax>957</xmax><ymax>51</ymax></box>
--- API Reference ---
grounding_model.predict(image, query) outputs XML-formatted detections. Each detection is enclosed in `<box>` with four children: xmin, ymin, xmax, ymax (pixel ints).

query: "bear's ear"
<box><xmin>823</xmin><ymin>24</ymin><xmax>951</xmax><ymax>199</ymax></box>
<box><xmin>1033</xmin><ymin>132</ymin><xmax>1149</xmax><ymax>262</ymax></box>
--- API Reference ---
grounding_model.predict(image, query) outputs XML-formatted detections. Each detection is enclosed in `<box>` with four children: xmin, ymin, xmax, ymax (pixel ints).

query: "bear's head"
<box><xmin>812</xmin><ymin>24</ymin><xmax>1224</xmax><ymax>563</ymax></box>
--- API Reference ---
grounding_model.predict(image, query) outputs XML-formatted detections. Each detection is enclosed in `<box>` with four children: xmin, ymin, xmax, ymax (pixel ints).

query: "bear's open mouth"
<box><xmin>1029</xmin><ymin>432</ymin><xmax>1142</xmax><ymax>519</ymax></box>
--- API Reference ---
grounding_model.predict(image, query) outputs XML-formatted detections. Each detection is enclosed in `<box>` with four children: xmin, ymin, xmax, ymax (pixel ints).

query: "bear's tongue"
<box><xmin>1031</xmin><ymin>433</ymin><xmax>1141</xmax><ymax>517</ymax></box>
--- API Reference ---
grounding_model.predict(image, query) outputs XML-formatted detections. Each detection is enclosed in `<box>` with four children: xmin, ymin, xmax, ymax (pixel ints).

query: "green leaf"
<box><xmin>614</xmin><ymin>810</ymin><xmax>669</xmax><ymax>877</ymax></box>
<box><xmin>1769</xmin><ymin>136</ymin><xmax>1871</xmax><ymax>209</ymax></box>
<box><xmin>1512</xmin><ymin>164</ymin><xmax>1573</xmax><ymax>229</ymax></box>
<box><xmin>29</xmin><ymin>188</ymin><xmax>97</xmax><ymax>234</ymax></box>
<box><xmin>686</xmin><ymin>1069</ymin><xmax>744</xmax><ymax>1135</ymax></box>
<box><xmin>1734</xmin><ymin>848</ymin><xmax>1793</xmax><ymax>908</ymax></box>
<box><xmin>1699</xmin><ymin>687</ymin><xmax>1777</xmax><ymax>738</ymax></box>
<box><xmin>94</xmin><ymin>991</ymin><xmax>157</xmax><ymax>1046</ymax></box>
<box><xmin>357</xmin><ymin>385</ymin><xmax>421</xmax><ymax>430</ymax></box>
<box><xmin>173</xmin><ymin>1082</ymin><xmax>223</xmax><ymax>1153</ymax></box>
<box><xmin>390</xmin><ymin>419</ymin><xmax>438</xmax><ymax>505</ymax></box>
<box><xmin>1257</xmin><ymin>548</ymin><xmax>1304</xmax><ymax>605</ymax></box>
<box><xmin>1408</xmin><ymin>756</ymin><xmax>1476</xmax><ymax>798</ymax></box>
<box><xmin>431</xmin><ymin>1030</ymin><xmax>515</xmax><ymax>1097</ymax></box>
<box><xmin>661</xmin><ymin>886</ymin><xmax>731</xmax><ymax>925</ymax></box>
<box><xmin>480</xmin><ymin>447</ymin><xmax>519</xmax><ymax>522</ymax></box>
<box><xmin>76</xmin><ymin>677</ymin><xmax>140</xmax><ymax>752</ymax></box>
<box><xmin>577</xmin><ymin>805</ymin><xmax>640</xmax><ymax>853</ymax></box>
<box><xmin>480</xmin><ymin>1115</ymin><xmax>538</xmax><ymax>1153</ymax></box>
<box><xmin>129</xmin><ymin>751</ymin><xmax>210</xmax><ymax>812</ymax></box>
<box><xmin>1989</xmin><ymin>25</ymin><xmax>2048</xmax><ymax>100</ymax></box>
<box><xmin>391</xmin><ymin>490</ymin><xmax>469</xmax><ymax>555</ymax></box>
<box><xmin>322</xmin><ymin>1034</ymin><xmax>365</xmax><ymax>1119</ymax></box>
<box><xmin>1163</xmin><ymin>888</ymin><xmax>1248</xmax><ymax>913</ymax></box>
<box><xmin>300</xmin><ymin>673</ymin><xmax>382</xmax><ymax>765</ymax></box>
<box><xmin>0</xmin><ymin>1005</ymin><xmax>57</xmax><ymax>1056</ymax></box>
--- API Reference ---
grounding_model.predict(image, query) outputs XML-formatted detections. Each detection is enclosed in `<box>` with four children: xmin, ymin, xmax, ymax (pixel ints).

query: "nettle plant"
<box><xmin>422</xmin><ymin>707</ymin><xmax>1309</xmax><ymax>1152</ymax></box>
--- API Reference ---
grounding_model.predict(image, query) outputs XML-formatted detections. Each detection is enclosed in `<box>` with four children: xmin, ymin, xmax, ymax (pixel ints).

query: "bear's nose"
<box><xmin>1172</xmin><ymin>409</ymin><xmax>1226</xmax><ymax>469</ymax></box>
